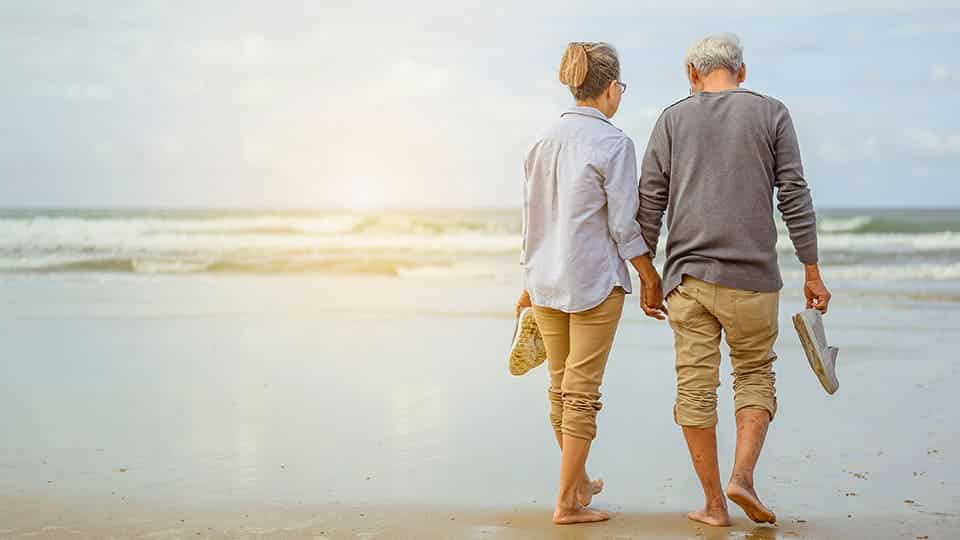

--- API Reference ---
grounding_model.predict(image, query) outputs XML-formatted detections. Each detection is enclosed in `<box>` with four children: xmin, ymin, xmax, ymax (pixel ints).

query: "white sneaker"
<box><xmin>509</xmin><ymin>307</ymin><xmax>547</xmax><ymax>376</ymax></box>
<box><xmin>792</xmin><ymin>309</ymin><xmax>839</xmax><ymax>394</ymax></box>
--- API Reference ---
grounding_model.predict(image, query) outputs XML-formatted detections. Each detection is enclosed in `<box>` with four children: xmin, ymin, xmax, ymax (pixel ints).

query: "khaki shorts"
<box><xmin>667</xmin><ymin>276</ymin><xmax>779</xmax><ymax>428</ymax></box>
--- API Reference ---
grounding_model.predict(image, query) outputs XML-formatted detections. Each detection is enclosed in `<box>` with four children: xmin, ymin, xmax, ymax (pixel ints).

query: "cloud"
<box><xmin>930</xmin><ymin>64</ymin><xmax>959</xmax><ymax>82</ymax></box>
<box><xmin>380</xmin><ymin>58</ymin><xmax>453</xmax><ymax>99</ymax></box>
<box><xmin>61</xmin><ymin>83</ymin><xmax>114</xmax><ymax>101</ymax></box>
<box><xmin>902</xmin><ymin>128</ymin><xmax>960</xmax><ymax>156</ymax></box>
<box><xmin>2</xmin><ymin>0</ymin><xmax>959</xmax><ymax>208</ymax></box>
<box><xmin>892</xmin><ymin>21</ymin><xmax>960</xmax><ymax>36</ymax></box>
<box><xmin>816</xmin><ymin>136</ymin><xmax>879</xmax><ymax>163</ymax></box>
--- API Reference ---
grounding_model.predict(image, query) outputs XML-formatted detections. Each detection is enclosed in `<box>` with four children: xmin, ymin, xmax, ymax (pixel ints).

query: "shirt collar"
<box><xmin>561</xmin><ymin>106</ymin><xmax>614</xmax><ymax>126</ymax></box>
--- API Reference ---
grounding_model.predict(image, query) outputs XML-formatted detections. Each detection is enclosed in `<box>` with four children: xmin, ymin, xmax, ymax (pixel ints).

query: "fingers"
<box><xmin>810</xmin><ymin>297</ymin><xmax>830</xmax><ymax>314</ymax></box>
<box><xmin>814</xmin><ymin>289</ymin><xmax>832</xmax><ymax>314</ymax></box>
<box><xmin>641</xmin><ymin>302</ymin><xmax>667</xmax><ymax>320</ymax></box>
<box><xmin>641</xmin><ymin>284</ymin><xmax>668</xmax><ymax>320</ymax></box>
<box><xmin>642</xmin><ymin>305</ymin><xmax>666</xmax><ymax>320</ymax></box>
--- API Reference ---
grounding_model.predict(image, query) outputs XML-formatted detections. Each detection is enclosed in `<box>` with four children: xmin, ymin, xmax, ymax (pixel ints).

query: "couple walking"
<box><xmin>515</xmin><ymin>34</ymin><xmax>833</xmax><ymax>526</ymax></box>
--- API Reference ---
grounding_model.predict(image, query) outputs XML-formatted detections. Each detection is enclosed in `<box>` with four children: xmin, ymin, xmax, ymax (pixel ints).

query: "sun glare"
<box><xmin>336</xmin><ymin>179</ymin><xmax>387</xmax><ymax>210</ymax></box>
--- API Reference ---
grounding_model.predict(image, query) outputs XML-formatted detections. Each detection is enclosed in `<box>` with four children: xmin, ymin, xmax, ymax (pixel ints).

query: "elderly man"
<box><xmin>638</xmin><ymin>33</ymin><xmax>832</xmax><ymax>526</ymax></box>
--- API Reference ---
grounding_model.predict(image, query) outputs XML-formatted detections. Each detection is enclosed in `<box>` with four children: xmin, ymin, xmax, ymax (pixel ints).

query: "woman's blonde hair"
<box><xmin>558</xmin><ymin>42</ymin><xmax>620</xmax><ymax>101</ymax></box>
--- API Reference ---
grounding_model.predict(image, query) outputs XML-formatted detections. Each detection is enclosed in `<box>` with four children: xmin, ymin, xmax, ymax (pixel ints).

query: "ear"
<box><xmin>738</xmin><ymin>63</ymin><xmax>747</xmax><ymax>84</ymax></box>
<box><xmin>687</xmin><ymin>64</ymin><xmax>699</xmax><ymax>86</ymax></box>
<box><xmin>607</xmin><ymin>79</ymin><xmax>618</xmax><ymax>99</ymax></box>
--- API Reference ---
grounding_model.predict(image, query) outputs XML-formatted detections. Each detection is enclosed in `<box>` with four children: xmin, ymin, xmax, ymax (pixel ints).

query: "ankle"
<box><xmin>730</xmin><ymin>471</ymin><xmax>755</xmax><ymax>486</ymax></box>
<box><xmin>704</xmin><ymin>494</ymin><xmax>727</xmax><ymax>511</ymax></box>
<box><xmin>557</xmin><ymin>492</ymin><xmax>579</xmax><ymax>511</ymax></box>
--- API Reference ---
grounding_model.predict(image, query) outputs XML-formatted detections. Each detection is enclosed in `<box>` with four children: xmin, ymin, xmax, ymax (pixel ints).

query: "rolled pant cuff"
<box><xmin>560</xmin><ymin>427</ymin><xmax>595</xmax><ymax>441</ymax></box>
<box><xmin>561</xmin><ymin>410</ymin><xmax>598</xmax><ymax>441</ymax></box>
<box><xmin>673</xmin><ymin>404</ymin><xmax>719</xmax><ymax>428</ymax></box>
<box><xmin>734</xmin><ymin>400</ymin><xmax>777</xmax><ymax>422</ymax></box>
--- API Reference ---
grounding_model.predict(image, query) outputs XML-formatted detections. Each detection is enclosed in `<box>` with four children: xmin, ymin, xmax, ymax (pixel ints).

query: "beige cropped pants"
<box><xmin>667</xmin><ymin>276</ymin><xmax>779</xmax><ymax>428</ymax></box>
<box><xmin>533</xmin><ymin>288</ymin><xmax>625</xmax><ymax>441</ymax></box>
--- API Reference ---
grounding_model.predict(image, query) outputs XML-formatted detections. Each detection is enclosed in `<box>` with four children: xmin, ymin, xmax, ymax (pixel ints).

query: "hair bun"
<box><xmin>559</xmin><ymin>42</ymin><xmax>590</xmax><ymax>88</ymax></box>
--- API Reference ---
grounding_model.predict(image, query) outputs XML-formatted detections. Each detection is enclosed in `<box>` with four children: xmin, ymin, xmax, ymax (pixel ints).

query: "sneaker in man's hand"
<box><xmin>792</xmin><ymin>308</ymin><xmax>839</xmax><ymax>394</ymax></box>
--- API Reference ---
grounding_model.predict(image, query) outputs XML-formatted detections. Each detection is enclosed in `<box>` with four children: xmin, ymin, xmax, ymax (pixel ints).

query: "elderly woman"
<box><xmin>516</xmin><ymin>42</ymin><xmax>666</xmax><ymax>525</ymax></box>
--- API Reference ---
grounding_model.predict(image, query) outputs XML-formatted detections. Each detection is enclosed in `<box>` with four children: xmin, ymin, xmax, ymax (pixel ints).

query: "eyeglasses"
<box><xmin>617</xmin><ymin>81</ymin><xmax>627</xmax><ymax>94</ymax></box>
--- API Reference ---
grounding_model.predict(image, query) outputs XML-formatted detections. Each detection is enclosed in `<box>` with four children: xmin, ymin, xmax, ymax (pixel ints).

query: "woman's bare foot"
<box><xmin>686</xmin><ymin>505</ymin><xmax>731</xmax><ymax>527</ymax></box>
<box><xmin>577</xmin><ymin>478</ymin><xmax>604</xmax><ymax>506</ymax></box>
<box><xmin>726</xmin><ymin>482</ymin><xmax>776</xmax><ymax>524</ymax></box>
<box><xmin>553</xmin><ymin>506</ymin><xmax>610</xmax><ymax>525</ymax></box>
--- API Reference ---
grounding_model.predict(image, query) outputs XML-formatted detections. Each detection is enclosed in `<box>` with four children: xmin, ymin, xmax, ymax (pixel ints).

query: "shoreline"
<box><xmin>2</xmin><ymin>494</ymin><xmax>954</xmax><ymax>540</ymax></box>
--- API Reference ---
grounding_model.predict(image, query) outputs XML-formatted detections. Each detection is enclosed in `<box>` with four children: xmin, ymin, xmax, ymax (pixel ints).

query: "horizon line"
<box><xmin>1</xmin><ymin>204</ymin><xmax>959</xmax><ymax>212</ymax></box>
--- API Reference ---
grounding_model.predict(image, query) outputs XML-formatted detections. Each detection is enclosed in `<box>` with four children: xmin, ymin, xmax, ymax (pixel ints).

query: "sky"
<box><xmin>1</xmin><ymin>1</ymin><xmax>959</xmax><ymax>209</ymax></box>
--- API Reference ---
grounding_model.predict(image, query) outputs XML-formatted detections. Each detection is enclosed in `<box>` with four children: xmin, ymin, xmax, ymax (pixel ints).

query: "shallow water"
<box><xmin>1</xmin><ymin>276</ymin><xmax>957</xmax><ymax>534</ymax></box>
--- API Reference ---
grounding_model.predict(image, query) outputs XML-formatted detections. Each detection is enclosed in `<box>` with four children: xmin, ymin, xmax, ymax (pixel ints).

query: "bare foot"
<box><xmin>577</xmin><ymin>478</ymin><xmax>604</xmax><ymax>506</ymax></box>
<box><xmin>687</xmin><ymin>506</ymin><xmax>731</xmax><ymax>527</ymax></box>
<box><xmin>727</xmin><ymin>482</ymin><xmax>776</xmax><ymax>524</ymax></box>
<box><xmin>553</xmin><ymin>506</ymin><xmax>610</xmax><ymax>525</ymax></box>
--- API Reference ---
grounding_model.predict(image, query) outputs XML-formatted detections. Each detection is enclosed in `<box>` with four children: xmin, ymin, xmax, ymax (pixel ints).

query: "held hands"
<box><xmin>640</xmin><ymin>274</ymin><xmax>668</xmax><ymax>320</ymax></box>
<box><xmin>631</xmin><ymin>254</ymin><xmax>668</xmax><ymax>320</ymax></box>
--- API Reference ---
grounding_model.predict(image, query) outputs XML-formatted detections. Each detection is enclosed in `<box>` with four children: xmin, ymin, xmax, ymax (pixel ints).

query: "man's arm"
<box><xmin>773</xmin><ymin>104</ymin><xmax>831</xmax><ymax>312</ymax></box>
<box><xmin>638</xmin><ymin>115</ymin><xmax>670</xmax><ymax>257</ymax></box>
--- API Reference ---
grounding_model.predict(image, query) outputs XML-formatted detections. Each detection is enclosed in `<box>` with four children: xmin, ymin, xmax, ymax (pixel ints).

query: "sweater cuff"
<box><xmin>617</xmin><ymin>236</ymin><xmax>650</xmax><ymax>261</ymax></box>
<box><xmin>795</xmin><ymin>242</ymin><xmax>819</xmax><ymax>265</ymax></box>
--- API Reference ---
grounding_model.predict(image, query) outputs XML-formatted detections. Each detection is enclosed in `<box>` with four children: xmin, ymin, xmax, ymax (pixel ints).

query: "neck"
<box><xmin>699</xmin><ymin>70</ymin><xmax>740</xmax><ymax>93</ymax></box>
<box><xmin>576</xmin><ymin>99</ymin><xmax>613</xmax><ymax>118</ymax></box>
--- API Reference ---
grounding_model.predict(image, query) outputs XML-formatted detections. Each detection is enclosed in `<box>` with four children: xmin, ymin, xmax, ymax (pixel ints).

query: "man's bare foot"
<box><xmin>553</xmin><ymin>506</ymin><xmax>610</xmax><ymax>525</ymax></box>
<box><xmin>686</xmin><ymin>506</ymin><xmax>731</xmax><ymax>527</ymax></box>
<box><xmin>726</xmin><ymin>482</ymin><xmax>776</xmax><ymax>524</ymax></box>
<box><xmin>577</xmin><ymin>478</ymin><xmax>604</xmax><ymax>506</ymax></box>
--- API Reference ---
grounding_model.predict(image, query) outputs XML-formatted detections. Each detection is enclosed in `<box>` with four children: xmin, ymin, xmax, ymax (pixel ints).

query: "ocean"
<box><xmin>1</xmin><ymin>207</ymin><xmax>959</xmax><ymax>293</ymax></box>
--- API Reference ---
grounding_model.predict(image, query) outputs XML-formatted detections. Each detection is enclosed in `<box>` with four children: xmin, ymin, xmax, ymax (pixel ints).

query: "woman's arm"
<box><xmin>603</xmin><ymin>137</ymin><xmax>666</xmax><ymax>319</ymax></box>
<box><xmin>602</xmin><ymin>137</ymin><xmax>650</xmax><ymax>262</ymax></box>
<box><xmin>517</xmin><ymin>155</ymin><xmax>533</xmax><ymax>317</ymax></box>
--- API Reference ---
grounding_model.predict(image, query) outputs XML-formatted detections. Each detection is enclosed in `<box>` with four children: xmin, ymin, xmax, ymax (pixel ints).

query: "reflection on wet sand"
<box><xmin>2</xmin><ymin>495</ymin><xmax>952</xmax><ymax>540</ymax></box>
<box><xmin>1</xmin><ymin>276</ymin><xmax>958</xmax><ymax>538</ymax></box>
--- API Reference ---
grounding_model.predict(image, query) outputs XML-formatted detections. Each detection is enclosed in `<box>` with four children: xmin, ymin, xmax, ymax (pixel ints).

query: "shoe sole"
<box><xmin>792</xmin><ymin>313</ymin><xmax>839</xmax><ymax>394</ymax></box>
<box><xmin>509</xmin><ymin>308</ymin><xmax>546</xmax><ymax>376</ymax></box>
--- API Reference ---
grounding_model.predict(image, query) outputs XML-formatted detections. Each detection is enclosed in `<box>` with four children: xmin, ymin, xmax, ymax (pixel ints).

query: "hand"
<box><xmin>515</xmin><ymin>289</ymin><xmax>532</xmax><ymax>318</ymax></box>
<box><xmin>804</xmin><ymin>278</ymin><xmax>832</xmax><ymax>314</ymax></box>
<box><xmin>640</xmin><ymin>276</ymin><xmax>668</xmax><ymax>320</ymax></box>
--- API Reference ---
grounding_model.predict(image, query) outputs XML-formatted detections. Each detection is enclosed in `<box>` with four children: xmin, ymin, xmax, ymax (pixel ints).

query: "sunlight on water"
<box><xmin>0</xmin><ymin>208</ymin><xmax>958</xmax><ymax>284</ymax></box>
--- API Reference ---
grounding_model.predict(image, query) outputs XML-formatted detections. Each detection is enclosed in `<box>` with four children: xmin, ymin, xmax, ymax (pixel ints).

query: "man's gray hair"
<box><xmin>684</xmin><ymin>33</ymin><xmax>743</xmax><ymax>76</ymax></box>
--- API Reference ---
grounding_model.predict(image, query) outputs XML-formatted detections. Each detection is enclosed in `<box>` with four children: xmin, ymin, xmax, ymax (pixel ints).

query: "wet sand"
<box><xmin>2</xmin><ymin>494</ymin><xmax>957</xmax><ymax>539</ymax></box>
<box><xmin>1</xmin><ymin>275</ymin><xmax>958</xmax><ymax>538</ymax></box>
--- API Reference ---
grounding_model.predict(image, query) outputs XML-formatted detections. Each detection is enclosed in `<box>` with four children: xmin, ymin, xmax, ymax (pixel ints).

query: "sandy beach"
<box><xmin>1</xmin><ymin>272</ymin><xmax>958</xmax><ymax>539</ymax></box>
<box><xmin>4</xmin><ymin>0</ymin><xmax>960</xmax><ymax>533</ymax></box>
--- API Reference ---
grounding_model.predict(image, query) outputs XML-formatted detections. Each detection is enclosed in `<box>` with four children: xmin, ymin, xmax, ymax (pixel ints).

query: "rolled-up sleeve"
<box><xmin>602</xmin><ymin>137</ymin><xmax>649</xmax><ymax>261</ymax></box>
